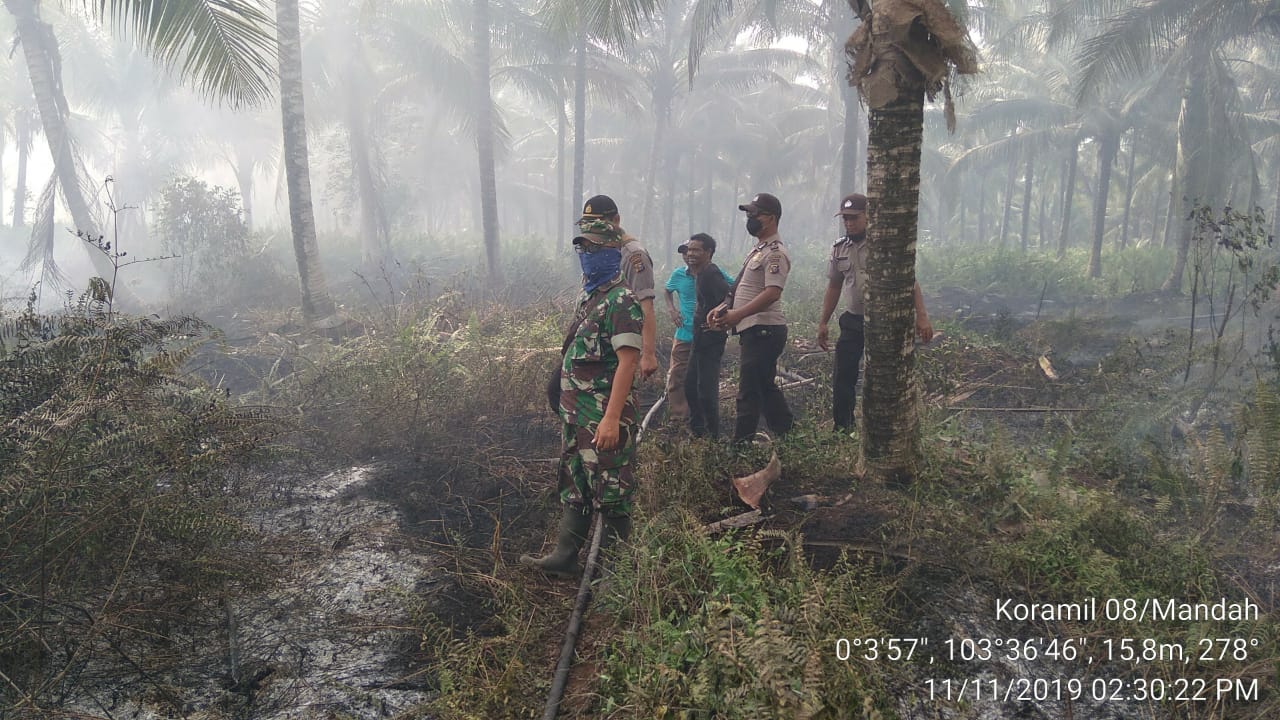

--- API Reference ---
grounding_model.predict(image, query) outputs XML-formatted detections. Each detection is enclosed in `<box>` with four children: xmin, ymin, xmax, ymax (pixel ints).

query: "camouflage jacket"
<box><xmin>558</xmin><ymin>279</ymin><xmax>644</xmax><ymax>428</ymax></box>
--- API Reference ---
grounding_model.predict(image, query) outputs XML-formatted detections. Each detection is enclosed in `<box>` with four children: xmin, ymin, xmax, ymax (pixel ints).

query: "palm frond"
<box><xmin>966</xmin><ymin>98</ymin><xmax>1075</xmax><ymax>132</ymax></box>
<box><xmin>1073</xmin><ymin>0</ymin><xmax>1187</xmax><ymax>106</ymax></box>
<box><xmin>686</xmin><ymin>0</ymin><xmax>738</xmax><ymax>81</ymax></box>
<box><xmin>540</xmin><ymin>0</ymin><xmax>659</xmax><ymax>52</ymax></box>
<box><xmin>1235</xmin><ymin>111</ymin><xmax>1280</xmax><ymax>144</ymax></box>
<box><xmin>88</xmin><ymin>0</ymin><xmax>277</xmax><ymax>108</ymax></box>
<box><xmin>21</xmin><ymin>175</ymin><xmax>72</xmax><ymax>292</ymax></box>
<box><xmin>492</xmin><ymin>65</ymin><xmax>570</xmax><ymax>123</ymax></box>
<box><xmin>1043</xmin><ymin>0</ymin><xmax>1129</xmax><ymax>51</ymax></box>
<box><xmin>1254</xmin><ymin>134</ymin><xmax>1280</xmax><ymax>155</ymax></box>
<box><xmin>946</xmin><ymin>125</ymin><xmax>1078</xmax><ymax>180</ymax></box>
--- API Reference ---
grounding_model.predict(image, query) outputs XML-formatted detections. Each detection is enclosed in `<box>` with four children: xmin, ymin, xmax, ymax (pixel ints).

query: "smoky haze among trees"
<box><xmin>5</xmin><ymin>2</ymin><xmax>1280</xmax><ymax>717</ymax></box>
<box><xmin>0</xmin><ymin>0</ymin><xmax>1276</xmax><ymax>308</ymax></box>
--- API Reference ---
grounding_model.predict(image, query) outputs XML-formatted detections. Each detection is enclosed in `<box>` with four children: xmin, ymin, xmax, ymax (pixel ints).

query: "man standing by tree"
<box><xmin>708</xmin><ymin>193</ymin><xmax>794</xmax><ymax>443</ymax></box>
<box><xmin>580</xmin><ymin>195</ymin><xmax>659</xmax><ymax>380</ymax></box>
<box><xmin>818</xmin><ymin>193</ymin><xmax>933</xmax><ymax>434</ymax></box>
<box><xmin>846</xmin><ymin>0</ymin><xmax>975</xmax><ymax>482</ymax></box>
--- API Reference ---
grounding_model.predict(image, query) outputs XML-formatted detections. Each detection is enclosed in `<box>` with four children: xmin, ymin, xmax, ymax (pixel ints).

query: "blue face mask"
<box><xmin>579</xmin><ymin>247</ymin><xmax>622</xmax><ymax>292</ymax></box>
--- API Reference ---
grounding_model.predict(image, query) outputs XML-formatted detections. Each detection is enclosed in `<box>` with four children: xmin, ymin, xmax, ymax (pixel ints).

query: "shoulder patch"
<box><xmin>630</xmin><ymin>254</ymin><xmax>646</xmax><ymax>272</ymax></box>
<box><xmin>768</xmin><ymin>260</ymin><xmax>781</xmax><ymax>274</ymax></box>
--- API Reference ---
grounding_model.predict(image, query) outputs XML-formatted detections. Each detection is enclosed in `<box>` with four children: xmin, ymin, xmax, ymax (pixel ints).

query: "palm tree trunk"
<box><xmin>12</xmin><ymin>110</ymin><xmax>29</xmax><ymax>228</ymax></box>
<box><xmin>5</xmin><ymin>0</ymin><xmax>140</xmax><ymax>302</ymax></box>
<box><xmin>1020</xmin><ymin>145</ymin><xmax>1034</xmax><ymax>251</ymax></box>
<box><xmin>1163</xmin><ymin>69</ymin><xmax>1210</xmax><ymax>294</ymax></box>
<box><xmin>1</xmin><ymin>119</ymin><xmax>6</xmax><ymax>225</ymax></box>
<box><xmin>662</xmin><ymin>146</ymin><xmax>677</xmax><ymax>259</ymax></box>
<box><xmin>686</xmin><ymin>150</ymin><xmax>696</xmax><ymax>237</ymax></box>
<box><xmin>556</xmin><ymin>105</ymin><xmax>566</xmax><ymax>242</ymax></box>
<box><xmin>1271</xmin><ymin>155</ymin><xmax>1279</xmax><ymax>243</ymax></box>
<box><xmin>1119</xmin><ymin>134</ymin><xmax>1137</xmax><ymax>250</ymax></box>
<box><xmin>641</xmin><ymin>78</ymin><xmax>672</xmax><ymax>243</ymax></box>
<box><xmin>640</xmin><ymin>114</ymin><xmax>663</xmax><ymax>242</ymax></box>
<box><xmin>840</xmin><ymin>81</ymin><xmax>860</xmax><ymax>195</ymax></box>
<box><xmin>976</xmin><ymin>166</ymin><xmax>988</xmax><ymax>243</ymax></box>
<box><xmin>704</xmin><ymin>153</ymin><xmax>713</xmax><ymax>232</ymax></box>
<box><xmin>473</xmin><ymin>0</ymin><xmax>501</xmax><ymax>280</ymax></box>
<box><xmin>726</xmin><ymin>177</ymin><xmax>738</xmax><ymax>254</ymax></box>
<box><xmin>935</xmin><ymin>194</ymin><xmax>948</xmax><ymax>245</ymax></box>
<box><xmin>862</xmin><ymin>88</ymin><xmax>924</xmax><ymax>485</ymax></box>
<box><xmin>1038</xmin><ymin>170</ymin><xmax>1051</xmax><ymax>250</ymax></box>
<box><xmin>1148</xmin><ymin>181</ymin><xmax>1163</xmax><ymax>248</ymax></box>
<box><xmin>1057</xmin><ymin>137</ymin><xmax>1079</xmax><ymax>258</ymax></box>
<box><xmin>572</xmin><ymin>34</ymin><xmax>587</xmax><ymax>216</ymax></box>
<box><xmin>1087</xmin><ymin>132</ymin><xmax>1118</xmax><ymax>278</ymax></box>
<box><xmin>346</xmin><ymin>59</ymin><xmax>387</xmax><ymax>267</ymax></box>
<box><xmin>1162</xmin><ymin>175</ymin><xmax>1178</xmax><ymax>249</ymax></box>
<box><xmin>276</xmin><ymin>0</ymin><xmax>335</xmax><ymax>322</ymax></box>
<box><xmin>997</xmin><ymin>134</ymin><xmax>1017</xmax><ymax>249</ymax></box>
<box><xmin>233</xmin><ymin>153</ymin><xmax>254</xmax><ymax>234</ymax></box>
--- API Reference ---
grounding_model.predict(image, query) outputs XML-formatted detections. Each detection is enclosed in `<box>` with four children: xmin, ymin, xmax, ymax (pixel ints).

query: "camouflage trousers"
<box><xmin>558</xmin><ymin>422</ymin><xmax>636</xmax><ymax>517</ymax></box>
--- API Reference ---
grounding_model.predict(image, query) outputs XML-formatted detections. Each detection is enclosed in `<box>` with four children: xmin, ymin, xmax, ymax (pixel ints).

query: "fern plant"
<box><xmin>0</xmin><ymin>286</ymin><xmax>284</xmax><ymax>709</ymax></box>
<box><xmin>1241</xmin><ymin>383</ymin><xmax>1280</xmax><ymax>490</ymax></box>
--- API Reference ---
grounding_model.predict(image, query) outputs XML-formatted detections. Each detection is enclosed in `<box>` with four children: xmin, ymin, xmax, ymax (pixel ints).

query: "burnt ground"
<box><xmin>354</xmin><ymin>285</ymin><xmax>1166</xmax><ymax>671</ymax></box>
<box><xmin>163</xmin><ymin>284</ymin><xmax>1270</xmax><ymax>719</ymax></box>
<box><xmin>40</xmin><ymin>281</ymin><xmax>1279</xmax><ymax>720</ymax></box>
<box><xmin>350</xmin><ymin>292</ymin><xmax>1113</xmax><ymax>715</ymax></box>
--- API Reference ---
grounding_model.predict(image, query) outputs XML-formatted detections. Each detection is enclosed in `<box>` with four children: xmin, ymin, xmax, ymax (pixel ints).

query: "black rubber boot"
<box><xmin>519</xmin><ymin>506</ymin><xmax>591</xmax><ymax>578</ymax></box>
<box><xmin>601</xmin><ymin>514</ymin><xmax>631</xmax><ymax>547</ymax></box>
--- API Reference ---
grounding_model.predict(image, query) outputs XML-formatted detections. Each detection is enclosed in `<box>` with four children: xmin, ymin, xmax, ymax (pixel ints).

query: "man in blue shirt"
<box><xmin>682</xmin><ymin>233</ymin><xmax>735</xmax><ymax>438</ymax></box>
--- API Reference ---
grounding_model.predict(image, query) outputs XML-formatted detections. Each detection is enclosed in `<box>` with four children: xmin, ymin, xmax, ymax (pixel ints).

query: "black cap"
<box><xmin>738</xmin><ymin>192</ymin><xmax>782</xmax><ymax>218</ymax></box>
<box><xmin>581</xmin><ymin>194</ymin><xmax>619</xmax><ymax>218</ymax></box>
<box><xmin>677</xmin><ymin>243</ymin><xmax>688</xmax><ymax>253</ymax></box>
<box><xmin>836</xmin><ymin>193</ymin><xmax>867</xmax><ymax>216</ymax></box>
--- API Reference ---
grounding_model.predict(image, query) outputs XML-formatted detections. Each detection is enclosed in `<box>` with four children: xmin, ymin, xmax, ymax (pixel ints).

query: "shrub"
<box><xmin>0</xmin><ymin>288</ymin><xmax>282</xmax><ymax>707</ymax></box>
<box><xmin>155</xmin><ymin>176</ymin><xmax>275</xmax><ymax>305</ymax></box>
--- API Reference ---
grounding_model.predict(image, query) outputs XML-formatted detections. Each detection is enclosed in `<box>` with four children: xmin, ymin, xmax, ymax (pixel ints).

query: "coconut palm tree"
<box><xmin>303</xmin><ymin>0</ymin><xmax>391</xmax><ymax>267</ymax></box>
<box><xmin>2</xmin><ymin>0</ymin><xmax>275</xmax><ymax>306</ymax></box>
<box><xmin>472</xmin><ymin>0</ymin><xmax>502</xmax><ymax>279</ymax></box>
<box><xmin>0</xmin><ymin>26</ymin><xmax>36</xmax><ymax>228</ymax></box>
<box><xmin>1074</xmin><ymin>0</ymin><xmax>1280</xmax><ymax>293</ymax></box>
<box><xmin>542</xmin><ymin>0</ymin><xmax>660</xmax><ymax>217</ymax></box>
<box><xmin>846</xmin><ymin>0</ymin><xmax>978</xmax><ymax>483</ymax></box>
<box><xmin>276</xmin><ymin>0</ymin><xmax>335</xmax><ymax>322</ymax></box>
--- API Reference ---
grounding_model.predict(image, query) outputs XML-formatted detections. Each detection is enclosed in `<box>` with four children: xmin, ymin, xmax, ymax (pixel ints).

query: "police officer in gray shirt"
<box><xmin>707</xmin><ymin>193</ymin><xmax>794</xmax><ymax>442</ymax></box>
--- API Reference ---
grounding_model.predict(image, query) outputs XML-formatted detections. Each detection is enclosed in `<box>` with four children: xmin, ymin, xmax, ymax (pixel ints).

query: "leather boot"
<box><xmin>519</xmin><ymin>506</ymin><xmax>590</xmax><ymax>578</ymax></box>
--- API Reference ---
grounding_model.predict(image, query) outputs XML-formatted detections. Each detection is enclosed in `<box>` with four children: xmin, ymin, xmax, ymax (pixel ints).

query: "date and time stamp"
<box><xmin>838</xmin><ymin>596</ymin><xmax>1266</xmax><ymax>705</ymax></box>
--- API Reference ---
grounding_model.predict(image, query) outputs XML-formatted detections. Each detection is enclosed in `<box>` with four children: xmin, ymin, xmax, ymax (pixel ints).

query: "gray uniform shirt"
<box><xmin>828</xmin><ymin>234</ymin><xmax>869</xmax><ymax>315</ymax></box>
<box><xmin>730</xmin><ymin>233</ymin><xmax>790</xmax><ymax>332</ymax></box>
<box><xmin>620</xmin><ymin>238</ymin><xmax>656</xmax><ymax>302</ymax></box>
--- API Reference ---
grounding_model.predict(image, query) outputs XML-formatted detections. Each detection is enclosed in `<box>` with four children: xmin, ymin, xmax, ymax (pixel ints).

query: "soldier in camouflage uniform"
<box><xmin>520</xmin><ymin>219</ymin><xmax>645</xmax><ymax>578</ymax></box>
<box><xmin>579</xmin><ymin>194</ymin><xmax>659</xmax><ymax>380</ymax></box>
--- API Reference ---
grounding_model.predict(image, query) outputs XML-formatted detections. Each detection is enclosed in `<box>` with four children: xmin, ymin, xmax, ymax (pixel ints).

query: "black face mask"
<box><xmin>746</xmin><ymin>217</ymin><xmax>764</xmax><ymax>237</ymax></box>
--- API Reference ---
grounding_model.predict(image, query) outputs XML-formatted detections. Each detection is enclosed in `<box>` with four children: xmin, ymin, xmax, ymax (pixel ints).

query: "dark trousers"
<box><xmin>833</xmin><ymin>312</ymin><xmax>864</xmax><ymax>430</ymax></box>
<box><xmin>685</xmin><ymin>329</ymin><xmax>727</xmax><ymax>438</ymax></box>
<box><xmin>734</xmin><ymin>324</ymin><xmax>793</xmax><ymax>442</ymax></box>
